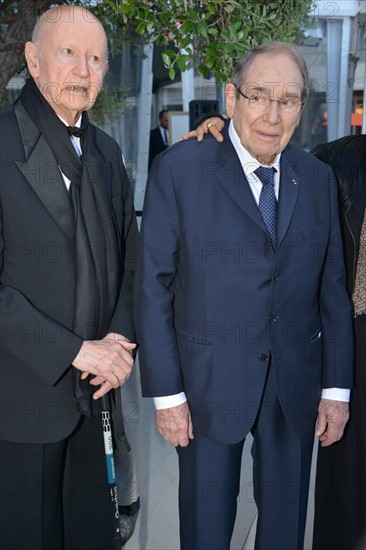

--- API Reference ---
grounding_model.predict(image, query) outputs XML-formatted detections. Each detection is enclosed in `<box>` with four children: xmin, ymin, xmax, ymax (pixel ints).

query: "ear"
<box><xmin>25</xmin><ymin>42</ymin><xmax>40</xmax><ymax>79</ymax></box>
<box><xmin>225</xmin><ymin>83</ymin><xmax>236</xmax><ymax>119</ymax></box>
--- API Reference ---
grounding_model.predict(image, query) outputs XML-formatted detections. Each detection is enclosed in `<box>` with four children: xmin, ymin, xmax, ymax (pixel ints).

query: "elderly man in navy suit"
<box><xmin>135</xmin><ymin>42</ymin><xmax>353</xmax><ymax>550</ymax></box>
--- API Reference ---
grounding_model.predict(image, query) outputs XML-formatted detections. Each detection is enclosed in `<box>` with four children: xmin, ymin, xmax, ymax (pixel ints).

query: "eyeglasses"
<box><xmin>235</xmin><ymin>86</ymin><xmax>303</xmax><ymax>114</ymax></box>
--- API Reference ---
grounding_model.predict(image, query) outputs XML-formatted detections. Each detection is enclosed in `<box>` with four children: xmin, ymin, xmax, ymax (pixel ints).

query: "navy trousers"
<box><xmin>177</xmin><ymin>366</ymin><xmax>315</xmax><ymax>550</ymax></box>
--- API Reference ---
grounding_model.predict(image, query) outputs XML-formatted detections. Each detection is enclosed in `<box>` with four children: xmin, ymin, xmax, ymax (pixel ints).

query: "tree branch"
<box><xmin>0</xmin><ymin>15</ymin><xmax>20</xmax><ymax>24</ymax></box>
<box><xmin>0</xmin><ymin>0</ymin><xmax>17</xmax><ymax>12</ymax></box>
<box><xmin>0</xmin><ymin>42</ymin><xmax>24</xmax><ymax>52</ymax></box>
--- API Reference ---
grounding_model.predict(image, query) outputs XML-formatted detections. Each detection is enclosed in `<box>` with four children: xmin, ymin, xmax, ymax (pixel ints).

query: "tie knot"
<box><xmin>254</xmin><ymin>166</ymin><xmax>276</xmax><ymax>187</ymax></box>
<box><xmin>67</xmin><ymin>126</ymin><xmax>85</xmax><ymax>138</ymax></box>
<box><xmin>67</xmin><ymin>116</ymin><xmax>89</xmax><ymax>138</ymax></box>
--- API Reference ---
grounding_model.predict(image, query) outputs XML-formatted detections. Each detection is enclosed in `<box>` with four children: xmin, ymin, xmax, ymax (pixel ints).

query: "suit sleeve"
<box><xmin>0</xmin><ymin>212</ymin><xmax>83</xmax><ymax>386</ymax></box>
<box><xmin>134</xmin><ymin>152</ymin><xmax>184</xmax><ymax>397</ymax></box>
<box><xmin>319</xmin><ymin>166</ymin><xmax>353</xmax><ymax>388</ymax></box>
<box><xmin>108</xmin><ymin>152</ymin><xmax>139</xmax><ymax>342</ymax></box>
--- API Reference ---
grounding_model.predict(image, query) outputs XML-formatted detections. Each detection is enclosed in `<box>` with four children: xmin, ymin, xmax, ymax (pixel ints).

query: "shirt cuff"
<box><xmin>321</xmin><ymin>388</ymin><xmax>350</xmax><ymax>402</ymax></box>
<box><xmin>153</xmin><ymin>392</ymin><xmax>187</xmax><ymax>409</ymax></box>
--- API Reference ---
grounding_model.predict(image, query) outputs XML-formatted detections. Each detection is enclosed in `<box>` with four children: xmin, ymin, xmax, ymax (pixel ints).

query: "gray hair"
<box><xmin>31</xmin><ymin>15</ymin><xmax>42</xmax><ymax>44</ymax></box>
<box><xmin>231</xmin><ymin>41</ymin><xmax>309</xmax><ymax>105</ymax></box>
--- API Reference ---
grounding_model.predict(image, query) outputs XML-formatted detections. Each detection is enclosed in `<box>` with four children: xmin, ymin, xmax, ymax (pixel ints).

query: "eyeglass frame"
<box><xmin>235</xmin><ymin>86</ymin><xmax>304</xmax><ymax>114</ymax></box>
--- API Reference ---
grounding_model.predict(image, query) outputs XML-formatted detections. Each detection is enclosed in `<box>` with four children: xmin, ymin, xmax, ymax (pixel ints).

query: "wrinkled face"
<box><xmin>226</xmin><ymin>53</ymin><xmax>303</xmax><ymax>165</ymax></box>
<box><xmin>25</xmin><ymin>7</ymin><xmax>108</xmax><ymax>125</ymax></box>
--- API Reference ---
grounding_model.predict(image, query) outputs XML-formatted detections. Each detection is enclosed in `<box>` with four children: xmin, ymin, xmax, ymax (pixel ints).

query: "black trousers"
<box><xmin>0</xmin><ymin>416</ymin><xmax>113</xmax><ymax>550</ymax></box>
<box><xmin>313</xmin><ymin>315</ymin><xmax>366</xmax><ymax>550</ymax></box>
<box><xmin>0</xmin><ymin>437</ymin><xmax>67</xmax><ymax>550</ymax></box>
<box><xmin>177</xmin><ymin>366</ymin><xmax>315</xmax><ymax>550</ymax></box>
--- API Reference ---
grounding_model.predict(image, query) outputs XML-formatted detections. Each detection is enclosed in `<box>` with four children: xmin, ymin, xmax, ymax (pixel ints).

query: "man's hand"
<box><xmin>72</xmin><ymin>333</ymin><xmax>136</xmax><ymax>399</ymax></box>
<box><xmin>179</xmin><ymin>117</ymin><xmax>225</xmax><ymax>143</ymax></box>
<box><xmin>156</xmin><ymin>402</ymin><xmax>194</xmax><ymax>447</ymax></box>
<box><xmin>316</xmin><ymin>399</ymin><xmax>349</xmax><ymax>447</ymax></box>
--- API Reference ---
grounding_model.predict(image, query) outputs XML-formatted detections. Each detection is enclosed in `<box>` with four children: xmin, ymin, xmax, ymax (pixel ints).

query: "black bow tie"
<box><xmin>67</xmin><ymin>125</ymin><xmax>86</xmax><ymax>138</ymax></box>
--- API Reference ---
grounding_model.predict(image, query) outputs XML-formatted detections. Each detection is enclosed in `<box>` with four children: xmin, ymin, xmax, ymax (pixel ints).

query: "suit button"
<box><xmin>269</xmin><ymin>315</ymin><xmax>279</xmax><ymax>323</ymax></box>
<box><xmin>273</xmin><ymin>272</ymin><xmax>280</xmax><ymax>281</ymax></box>
<box><xmin>258</xmin><ymin>354</ymin><xmax>268</xmax><ymax>361</ymax></box>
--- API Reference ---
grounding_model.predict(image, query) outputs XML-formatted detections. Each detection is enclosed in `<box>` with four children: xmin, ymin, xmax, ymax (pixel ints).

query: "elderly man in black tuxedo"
<box><xmin>0</xmin><ymin>5</ymin><xmax>138</xmax><ymax>549</ymax></box>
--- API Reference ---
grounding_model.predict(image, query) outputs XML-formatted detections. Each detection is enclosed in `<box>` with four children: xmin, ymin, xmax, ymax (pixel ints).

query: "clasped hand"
<box><xmin>72</xmin><ymin>332</ymin><xmax>136</xmax><ymax>399</ymax></box>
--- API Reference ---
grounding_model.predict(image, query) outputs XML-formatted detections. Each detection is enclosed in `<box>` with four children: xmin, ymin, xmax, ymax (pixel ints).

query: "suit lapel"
<box><xmin>90</xmin><ymin>138</ymin><xmax>113</xmax><ymax>203</ymax></box>
<box><xmin>14</xmin><ymin>100</ymin><xmax>75</xmax><ymax>242</ymax></box>
<box><xmin>277</xmin><ymin>148</ymin><xmax>301</xmax><ymax>248</ymax></box>
<box><xmin>214</xmin><ymin>130</ymin><xmax>302</xmax><ymax>248</ymax></box>
<box><xmin>214</xmin><ymin>128</ymin><xmax>267</xmax><ymax>234</ymax></box>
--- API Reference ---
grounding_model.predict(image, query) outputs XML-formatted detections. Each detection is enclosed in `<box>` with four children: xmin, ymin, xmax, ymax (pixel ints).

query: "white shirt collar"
<box><xmin>57</xmin><ymin>114</ymin><xmax>82</xmax><ymax>128</ymax></box>
<box><xmin>58</xmin><ymin>114</ymin><xmax>82</xmax><ymax>158</ymax></box>
<box><xmin>228</xmin><ymin>120</ymin><xmax>281</xmax><ymax>178</ymax></box>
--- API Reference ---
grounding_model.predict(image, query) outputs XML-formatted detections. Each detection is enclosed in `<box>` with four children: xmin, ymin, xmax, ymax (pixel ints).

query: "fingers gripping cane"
<box><xmin>100</xmin><ymin>393</ymin><xmax>122</xmax><ymax>549</ymax></box>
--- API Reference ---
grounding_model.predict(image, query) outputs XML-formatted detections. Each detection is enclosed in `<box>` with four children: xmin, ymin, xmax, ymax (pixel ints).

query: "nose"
<box><xmin>263</xmin><ymin>100</ymin><xmax>281</xmax><ymax>124</ymax></box>
<box><xmin>73</xmin><ymin>55</ymin><xmax>90</xmax><ymax>78</ymax></box>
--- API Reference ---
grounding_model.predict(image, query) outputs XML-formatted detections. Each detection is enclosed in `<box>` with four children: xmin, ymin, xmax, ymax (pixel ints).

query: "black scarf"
<box><xmin>20</xmin><ymin>78</ymin><xmax>121</xmax><ymax>415</ymax></box>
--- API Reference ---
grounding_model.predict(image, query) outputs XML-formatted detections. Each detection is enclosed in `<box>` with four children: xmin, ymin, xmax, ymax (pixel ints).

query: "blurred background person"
<box><xmin>311</xmin><ymin>135</ymin><xmax>366</xmax><ymax>550</ymax></box>
<box><xmin>148</xmin><ymin>109</ymin><xmax>169</xmax><ymax>170</ymax></box>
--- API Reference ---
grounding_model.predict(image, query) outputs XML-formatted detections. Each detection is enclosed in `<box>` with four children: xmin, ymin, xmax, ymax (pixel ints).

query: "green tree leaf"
<box><xmin>101</xmin><ymin>0</ymin><xmax>314</xmax><ymax>83</ymax></box>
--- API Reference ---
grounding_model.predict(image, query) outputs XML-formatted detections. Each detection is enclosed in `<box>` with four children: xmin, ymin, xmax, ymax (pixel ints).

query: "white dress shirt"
<box><xmin>159</xmin><ymin>125</ymin><xmax>169</xmax><ymax>146</ymax></box>
<box><xmin>58</xmin><ymin>114</ymin><xmax>82</xmax><ymax>189</ymax></box>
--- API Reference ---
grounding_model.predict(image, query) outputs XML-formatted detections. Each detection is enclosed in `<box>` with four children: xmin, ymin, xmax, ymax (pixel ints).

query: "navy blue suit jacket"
<box><xmin>135</xmin><ymin>125</ymin><xmax>353</xmax><ymax>443</ymax></box>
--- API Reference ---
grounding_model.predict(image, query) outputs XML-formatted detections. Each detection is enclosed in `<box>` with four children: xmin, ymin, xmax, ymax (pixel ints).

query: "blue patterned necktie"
<box><xmin>254</xmin><ymin>166</ymin><xmax>277</xmax><ymax>250</ymax></box>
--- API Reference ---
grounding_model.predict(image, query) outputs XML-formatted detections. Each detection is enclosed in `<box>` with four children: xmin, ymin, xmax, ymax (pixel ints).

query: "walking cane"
<box><xmin>100</xmin><ymin>392</ymin><xmax>122</xmax><ymax>549</ymax></box>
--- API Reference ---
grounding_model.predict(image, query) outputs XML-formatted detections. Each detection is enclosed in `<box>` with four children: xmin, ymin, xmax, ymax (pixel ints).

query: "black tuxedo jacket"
<box><xmin>135</xmin><ymin>125</ymin><xmax>353</xmax><ymax>443</ymax></box>
<box><xmin>148</xmin><ymin>126</ymin><xmax>167</xmax><ymax>170</ymax></box>
<box><xmin>0</xmin><ymin>101</ymin><xmax>138</xmax><ymax>443</ymax></box>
